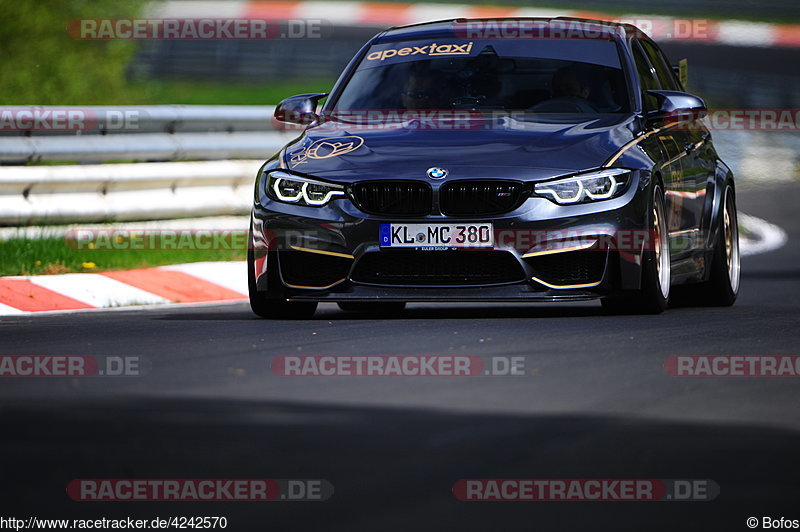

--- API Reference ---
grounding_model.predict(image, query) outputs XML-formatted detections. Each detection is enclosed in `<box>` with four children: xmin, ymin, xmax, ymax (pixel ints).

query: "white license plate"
<box><xmin>380</xmin><ymin>223</ymin><xmax>494</xmax><ymax>248</ymax></box>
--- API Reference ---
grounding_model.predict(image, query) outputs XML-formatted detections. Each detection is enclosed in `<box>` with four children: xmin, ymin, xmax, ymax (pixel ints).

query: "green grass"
<box><xmin>128</xmin><ymin>80</ymin><xmax>336</xmax><ymax>106</ymax></box>
<box><xmin>1</xmin><ymin>78</ymin><xmax>336</xmax><ymax>107</ymax></box>
<box><xmin>0</xmin><ymin>236</ymin><xmax>246</xmax><ymax>277</ymax></box>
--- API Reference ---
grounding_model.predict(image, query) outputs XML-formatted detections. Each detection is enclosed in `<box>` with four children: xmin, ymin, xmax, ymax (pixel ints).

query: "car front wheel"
<box><xmin>602</xmin><ymin>184</ymin><xmax>670</xmax><ymax>315</ymax></box>
<box><xmin>247</xmin><ymin>247</ymin><xmax>317</xmax><ymax>319</ymax></box>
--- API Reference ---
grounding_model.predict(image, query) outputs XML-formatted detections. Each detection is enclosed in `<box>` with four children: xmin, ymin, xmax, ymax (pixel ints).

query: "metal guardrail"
<box><xmin>0</xmin><ymin>132</ymin><xmax>288</xmax><ymax>164</ymax></box>
<box><xmin>1</xmin><ymin>105</ymin><xmax>277</xmax><ymax>135</ymax></box>
<box><xmin>0</xmin><ymin>105</ymin><xmax>295</xmax><ymax>224</ymax></box>
<box><xmin>0</xmin><ymin>160</ymin><xmax>264</xmax><ymax>225</ymax></box>
<box><xmin>0</xmin><ymin>105</ymin><xmax>293</xmax><ymax>163</ymax></box>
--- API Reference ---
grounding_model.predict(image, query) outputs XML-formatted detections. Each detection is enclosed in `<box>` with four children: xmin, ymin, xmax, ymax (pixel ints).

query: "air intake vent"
<box><xmin>525</xmin><ymin>249</ymin><xmax>607</xmax><ymax>286</ymax></box>
<box><xmin>351</xmin><ymin>250</ymin><xmax>525</xmax><ymax>286</ymax></box>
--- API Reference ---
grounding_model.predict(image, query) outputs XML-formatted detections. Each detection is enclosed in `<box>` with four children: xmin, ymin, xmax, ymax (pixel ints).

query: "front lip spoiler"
<box><xmin>284</xmin><ymin>282</ymin><xmax>605</xmax><ymax>303</ymax></box>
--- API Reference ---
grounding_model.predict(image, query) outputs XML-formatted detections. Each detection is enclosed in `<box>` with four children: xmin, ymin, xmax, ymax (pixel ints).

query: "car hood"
<box><xmin>281</xmin><ymin>114</ymin><xmax>639</xmax><ymax>182</ymax></box>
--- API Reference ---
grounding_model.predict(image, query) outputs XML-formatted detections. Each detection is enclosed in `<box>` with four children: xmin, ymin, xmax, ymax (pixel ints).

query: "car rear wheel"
<box><xmin>602</xmin><ymin>185</ymin><xmax>670</xmax><ymax>315</ymax></box>
<box><xmin>337</xmin><ymin>302</ymin><xmax>407</xmax><ymax>315</ymax></box>
<box><xmin>248</xmin><ymin>247</ymin><xmax>317</xmax><ymax>319</ymax></box>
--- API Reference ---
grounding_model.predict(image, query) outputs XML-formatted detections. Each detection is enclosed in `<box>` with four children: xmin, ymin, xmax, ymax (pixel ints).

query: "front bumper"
<box><xmin>251</xmin><ymin>175</ymin><xmax>650</xmax><ymax>303</ymax></box>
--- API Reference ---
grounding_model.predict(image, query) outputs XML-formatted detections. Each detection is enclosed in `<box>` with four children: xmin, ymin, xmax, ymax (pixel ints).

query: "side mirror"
<box><xmin>274</xmin><ymin>93</ymin><xmax>328</xmax><ymax>125</ymax></box>
<box><xmin>646</xmin><ymin>90</ymin><xmax>707</xmax><ymax>123</ymax></box>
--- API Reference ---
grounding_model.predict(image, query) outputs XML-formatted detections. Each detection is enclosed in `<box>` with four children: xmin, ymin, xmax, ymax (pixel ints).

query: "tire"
<box><xmin>671</xmin><ymin>185</ymin><xmax>739</xmax><ymax>307</ymax></box>
<box><xmin>337</xmin><ymin>302</ymin><xmax>406</xmax><ymax>315</ymax></box>
<box><xmin>602</xmin><ymin>185</ymin><xmax>670</xmax><ymax>315</ymax></box>
<box><xmin>247</xmin><ymin>247</ymin><xmax>317</xmax><ymax>319</ymax></box>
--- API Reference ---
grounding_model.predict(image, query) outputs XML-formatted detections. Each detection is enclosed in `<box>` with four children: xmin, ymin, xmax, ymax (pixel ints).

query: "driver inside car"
<box><xmin>531</xmin><ymin>67</ymin><xmax>599</xmax><ymax>113</ymax></box>
<box><xmin>401</xmin><ymin>70</ymin><xmax>443</xmax><ymax>110</ymax></box>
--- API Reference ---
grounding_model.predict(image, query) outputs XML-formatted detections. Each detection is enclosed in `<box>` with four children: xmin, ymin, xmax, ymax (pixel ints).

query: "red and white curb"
<box><xmin>151</xmin><ymin>1</ymin><xmax>800</xmax><ymax>48</ymax></box>
<box><xmin>0</xmin><ymin>261</ymin><xmax>246</xmax><ymax>316</ymax></box>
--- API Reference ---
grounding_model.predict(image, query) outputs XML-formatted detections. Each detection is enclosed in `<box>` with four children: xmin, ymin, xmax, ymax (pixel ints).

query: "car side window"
<box><xmin>640</xmin><ymin>40</ymin><xmax>681</xmax><ymax>91</ymax></box>
<box><xmin>631</xmin><ymin>42</ymin><xmax>660</xmax><ymax>112</ymax></box>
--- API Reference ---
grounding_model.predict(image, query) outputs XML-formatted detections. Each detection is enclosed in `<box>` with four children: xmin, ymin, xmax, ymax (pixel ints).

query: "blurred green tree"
<box><xmin>0</xmin><ymin>0</ymin><xmax>145</xmax><ymax>104</ymax></box>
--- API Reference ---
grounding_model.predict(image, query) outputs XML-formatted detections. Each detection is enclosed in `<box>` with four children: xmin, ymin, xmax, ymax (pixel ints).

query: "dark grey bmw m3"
<box><xmin>249</xmin><ymin>17</ymin><xmax>740</xmax><ymax>318</ymax></box>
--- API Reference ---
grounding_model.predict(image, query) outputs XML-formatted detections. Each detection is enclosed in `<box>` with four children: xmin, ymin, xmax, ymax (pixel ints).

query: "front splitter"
<box><xmin>286</xmin><ymin>282</ymin><xmax>603</xmax><ymax>303</ymax></box>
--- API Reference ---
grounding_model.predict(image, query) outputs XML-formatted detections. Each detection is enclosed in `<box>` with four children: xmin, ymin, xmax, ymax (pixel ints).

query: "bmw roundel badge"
<box><xmin>427</xmin><ymin>167</ymin><xmax>448</xmax><ymax>179</ymax></box>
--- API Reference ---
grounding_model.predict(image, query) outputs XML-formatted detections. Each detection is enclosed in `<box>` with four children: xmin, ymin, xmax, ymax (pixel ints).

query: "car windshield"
<box><xmin>333</xmin><ymin>38</ymin><xmax>631</xmax><ymax>114</ymax></box>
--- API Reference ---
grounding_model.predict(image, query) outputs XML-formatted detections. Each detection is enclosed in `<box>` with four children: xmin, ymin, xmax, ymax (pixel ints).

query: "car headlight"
<box><xmin>534</xmin><ymin>169</ymin><xmax>631</xmax><ymax>205</ymax></box>
<box><xmin>265</xmin><ymin>170</ymin><xmax>345</xmax><ymax>207</ymax></box>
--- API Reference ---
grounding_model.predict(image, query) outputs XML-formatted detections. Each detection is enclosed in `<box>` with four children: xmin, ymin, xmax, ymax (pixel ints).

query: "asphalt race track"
<box><xmin>1</xmin><ymin>183</ymin><xmax>798</xmax><ymax>531</ymax></box>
